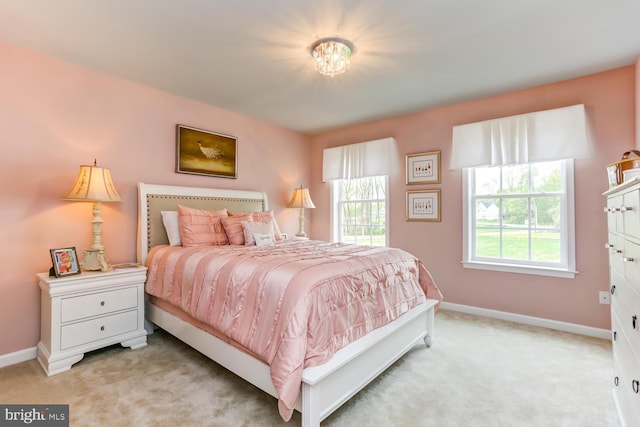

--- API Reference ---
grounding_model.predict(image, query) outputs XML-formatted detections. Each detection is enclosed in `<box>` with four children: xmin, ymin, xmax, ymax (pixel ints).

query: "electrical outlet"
<box><xmin>599</xmin><ymin>291</ymin><xmax>610</xmax><ymax>305</ymax></box>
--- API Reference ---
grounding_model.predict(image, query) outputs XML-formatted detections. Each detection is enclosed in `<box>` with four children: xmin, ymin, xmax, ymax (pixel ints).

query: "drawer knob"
<box><xmin>633</xmin><ymin>315</ymin><xmax>638</xmax><ymax>330</ymax></box>
<box><xmin>621</xmin><ymin>206</ymin><xmax>632</xmax><ymax>212</ymax></box>
<box><xmin>100</xmin><ymin>326</ymin><xmax>105</xmax><ymax>332</ymax></box>
<box><xmin>611</xmin><ymin>285</ymin><xmax>616</xmax><ymax>295</ymax></box>
<box><xmin>100</xmin><ymin>301</ymin><xmax>105</xmax><ymax>307</ymax></box>
<box><xmin>613</xmin><ymin>331</ymin><xmax>617</xmax><ymax>341</ymax></box>
<box><xmin>614</xmin><ymin>376</ymin><xmax>619</xmax><ymax>387</ymax></box>
<box><xmin>623</xmin><ymin>257</ymin><xmax>634</xmax><ymax>263</ymax></box>
<box><xmin>633</xmin><ymin>380</ymin><xmax>639</xmax><ymax>394</ymax></box>
<box><xmin>605</xmin><ymin>243</ymin><xmax>614</xmax><ymax>249</ymax></box>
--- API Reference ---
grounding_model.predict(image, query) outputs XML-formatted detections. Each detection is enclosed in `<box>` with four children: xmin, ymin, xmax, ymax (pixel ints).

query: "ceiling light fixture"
<box><xmin>310</xmin><ymin>37</ymin><xmax>354</xmax><ymax>77</ymax></box>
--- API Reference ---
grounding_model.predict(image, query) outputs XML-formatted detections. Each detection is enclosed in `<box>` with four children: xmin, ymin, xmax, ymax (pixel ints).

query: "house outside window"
<box><xmin>331</xmin><ymin>176</ymin><xmax>388</xmax><ymax>246</ymax></box>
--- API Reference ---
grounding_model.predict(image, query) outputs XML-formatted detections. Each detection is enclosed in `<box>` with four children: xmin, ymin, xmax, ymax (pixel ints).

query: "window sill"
<box><xmin>461</xmin><ymin>261</ymin><xmax>577</xmax><ymax>279</ymax></box>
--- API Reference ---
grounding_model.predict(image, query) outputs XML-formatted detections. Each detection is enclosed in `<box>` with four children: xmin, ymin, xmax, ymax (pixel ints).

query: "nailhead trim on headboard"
<box><xmin>145</xmin><ymin>193</ymin><xmax>266</xmax><ymax>252</ymax></box>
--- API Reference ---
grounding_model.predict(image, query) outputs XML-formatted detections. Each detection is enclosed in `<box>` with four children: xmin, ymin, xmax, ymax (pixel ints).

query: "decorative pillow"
<box><xmin>221</xmin><ymin>213</ymin><xmax>253</xmax><ymax>245</ymax></box>
<box><xmin>251</xmin><ymin>210</ymin><xmax>283</xmax><ymax>241</ymax></box>
<box><xmin>254</xmin><ymin>232</ymin><xmax>275</xmax><ymax>247</ymax></box>
<box><xmin>161</xmin><ymin>211</ymin><xmax>181</xmax><ymax>246</ymax></box>
<box><xmin>242</xmin><ymin>220</ymin><xmax>274</xmax><ymax>246</ymax></box>
<box><xmin>177</xmin><ymin>205</ymin><xmax>229</xmax><ymax>247</ymax></box>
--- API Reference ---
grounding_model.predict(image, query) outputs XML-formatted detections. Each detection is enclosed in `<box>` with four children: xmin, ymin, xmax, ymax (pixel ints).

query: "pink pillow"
<box><xmin>242</xmin><ymin>210</ymin><xmax>283</xmax><ymax>241</ymax></box>
<box><xmin>177</xmin><ymin>205</ymin><xmax>229</xmax><ymax>247</ymax></box>
<box><xmin>221</xmin><ymin>213</ymin><xmax>253</xmax><ymax>245</ymax></box>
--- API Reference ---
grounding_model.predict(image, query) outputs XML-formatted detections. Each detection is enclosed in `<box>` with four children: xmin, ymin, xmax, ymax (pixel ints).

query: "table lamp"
<box><xmin>287</xmin><ymin>186</ymin><xmax>315</xmax><ymax>238</ymax></box>
<box><xmin>64</xmin><ymin>160</ymin><xmax>121</xmax><ymax>271</ymax></box>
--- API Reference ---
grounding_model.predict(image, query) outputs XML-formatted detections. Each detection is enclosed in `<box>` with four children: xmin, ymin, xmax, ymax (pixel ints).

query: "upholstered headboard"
<box><xmin>137</xmin><ymin>183</ymin><xmax>268</xmax><ymax>264</ymax></box>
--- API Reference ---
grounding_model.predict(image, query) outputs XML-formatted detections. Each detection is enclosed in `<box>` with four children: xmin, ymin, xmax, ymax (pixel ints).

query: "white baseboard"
<box><xmin>440</xmin><ymin>302</ymin><xmax>611</xmax><ymax>340</ymax></box>
<box><xmin>0</xmin><ymin>346</ymin><xmax>37</xmax><ymax>369</ymax></box>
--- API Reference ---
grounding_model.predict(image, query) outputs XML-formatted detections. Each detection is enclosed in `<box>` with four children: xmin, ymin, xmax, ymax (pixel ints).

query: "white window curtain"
<box><xmin>322</xmin><ymin>137</ymin><xmax>398</xmax><ymax>182</ymax></box>
<box><xmin>449</xmin><ymin>104</ymin><xmax>591</xmax><ymax>169</ymax></box>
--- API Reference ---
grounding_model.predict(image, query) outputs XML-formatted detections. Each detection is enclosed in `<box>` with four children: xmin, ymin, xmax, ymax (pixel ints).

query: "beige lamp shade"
<box><xmin>287</xmin><ymin>187</ymin><xmax>315</xmax><ymax>209</ymax></box>
<box><xmin>65</xmin><ymin>161</ymin><xmax>122</xmax><ymax>202</ymax></box>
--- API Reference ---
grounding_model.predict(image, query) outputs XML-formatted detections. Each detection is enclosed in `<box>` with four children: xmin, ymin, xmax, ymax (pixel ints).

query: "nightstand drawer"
<box><xmin>60</xmin><ymin>310</ymin><xmax>138</xmax><ymax>350</ymax></box>
<box><xmin>61</xmin><ymin>286</ymin><xmax>138</xmax><ymax>323</ymax></box>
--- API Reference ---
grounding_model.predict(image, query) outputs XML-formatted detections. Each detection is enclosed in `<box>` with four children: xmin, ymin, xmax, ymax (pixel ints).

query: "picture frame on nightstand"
<box><xmin>49</xmin><ymin>247</ymin><xmax>81</xmax><ymax>277</ymax></box>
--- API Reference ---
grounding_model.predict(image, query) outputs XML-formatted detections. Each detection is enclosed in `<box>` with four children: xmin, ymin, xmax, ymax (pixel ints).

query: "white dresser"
<box><xmin>604</xmin><ymin>179</ymin><xmax>640</xmax><ymax>426</ymax></box>
<box><xmin>37</xmin><ymin>267</ymin><xmax>147</xmax><ymax>376</ymax></box>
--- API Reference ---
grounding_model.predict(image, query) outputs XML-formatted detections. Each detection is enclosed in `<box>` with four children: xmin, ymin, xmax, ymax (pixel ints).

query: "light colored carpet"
<box><xmin>0</xmin><ymin>310</ymin><xmax>620</xmax><ymax>427</ymax></box>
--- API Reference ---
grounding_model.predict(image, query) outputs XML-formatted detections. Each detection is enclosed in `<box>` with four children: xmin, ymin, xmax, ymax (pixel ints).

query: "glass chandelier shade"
<box><xmin>311</xmin><ymin>38</ymin><xmax>354</xmax><ymax>77</ymax></box>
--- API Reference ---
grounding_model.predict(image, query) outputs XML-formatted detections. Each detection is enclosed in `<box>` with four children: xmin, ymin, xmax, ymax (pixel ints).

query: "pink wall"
<box><xmin>0</xmin><ymin>42</ymin><xmax>311</xmax><ymax>355</ymax></box>
<box><xmin>310</xmin><ymin>66</ymin><xmax>636</xmax><ymax>330</ymax></box>
<box><xmin>1</xmin><ymin>40</ymin><xmax>636</xmax><ymax>358</ymax></box>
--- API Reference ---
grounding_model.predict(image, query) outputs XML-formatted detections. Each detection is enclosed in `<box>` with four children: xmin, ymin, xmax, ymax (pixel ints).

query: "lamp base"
<box><xmin>81</xmin><ymin>249</ymin><xmax>109</xmax><ymax>272</ymax></box>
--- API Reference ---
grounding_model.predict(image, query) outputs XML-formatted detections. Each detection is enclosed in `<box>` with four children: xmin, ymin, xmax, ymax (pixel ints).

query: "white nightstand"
<box><xmin>37</xmin><ymin>267</ymin><xmax>148</xmax><ymax>376</ymax></box>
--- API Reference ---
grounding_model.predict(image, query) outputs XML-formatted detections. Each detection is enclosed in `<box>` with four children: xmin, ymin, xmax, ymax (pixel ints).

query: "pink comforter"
<box><xmin>145</xmin><ymin>240</ymin><xmax>442</xmax><ymax>421</ymax></box>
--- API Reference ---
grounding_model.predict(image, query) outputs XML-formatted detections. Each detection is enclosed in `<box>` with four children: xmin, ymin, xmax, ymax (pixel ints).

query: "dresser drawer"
<box><xmin>623</xmin><ymin>238</ymin><xmax>640</xmax><ymax>294</ymax></box>
<box><xmin>60</xmin><ymin>309</ymin><xmax>138</xmax><ymax>350</ymax></box>
<box><xmin>611</xmin><ymin>282</ymin><xmax>640</xmax><ymax>356</ymax></box>
<box><xmin>607</xmin><ymin>194</ymin><xmax>623</xmax><ymax>232</ymax></box>
<box><xmin>607</xmin><ymin>233</ymin><xmax>624</xmax><ymax>278</ymax></box>
<box><xmin>612</xmin><ymin>325</ymin><xmax>640</xmax><ymax>425</ymax></box>
<box><xmin>623</xmin><ymin>189</ymin><xmax>640</xmax><ymax>239</ymax></box>
<box><xmin>61</xmin><ymin>286</ymin><xmax>138</xmax><ymax>323</ymax></box>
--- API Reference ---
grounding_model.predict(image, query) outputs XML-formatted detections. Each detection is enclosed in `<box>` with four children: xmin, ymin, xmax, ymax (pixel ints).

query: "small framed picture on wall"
<box><xmin>406</xmin><ymin>151</ymin><xmax>441</xmax><ymax>185</ymax></box>
<box><xmin>406</xmin><ymin>189</ymin><xmax>441</xmax><ymax>222</ymax></box>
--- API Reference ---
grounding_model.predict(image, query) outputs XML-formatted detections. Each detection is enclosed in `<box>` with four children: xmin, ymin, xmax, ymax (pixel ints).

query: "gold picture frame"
<box><xmin>406</xmin><ymin>151</ymin><xmax>441</xmax><ymax>185</ymax></box>
<box><xmin>176</xmin><ymin>124</ymin><xmax>238</xmax><ymax>179</ymax></box>
<box><xmin>50</xmin><ymin>247</ymin><xmax>81</xmax><ymax>277</ymax></box>
<box><xmin>406</xmin><ymin>189</ymin><xmax>441</xmax><ymax>222</ymax></box>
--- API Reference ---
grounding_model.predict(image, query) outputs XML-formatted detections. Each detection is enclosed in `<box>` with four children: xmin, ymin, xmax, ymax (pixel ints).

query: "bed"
<box><xmin>137</xmin><ymin>182</ymin><xmax>442</xmax><ymax>426</ymax></box>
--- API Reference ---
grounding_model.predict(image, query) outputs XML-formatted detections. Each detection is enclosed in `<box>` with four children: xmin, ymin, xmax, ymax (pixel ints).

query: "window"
<box><xmin>463</xmin><ymin>159</ymin><xmax>576</xmax><ymax>278</ymax></box>
<box><xmin>331</xmin><ymin>176</ymin><xmax>388</xmax><ymax>246</ymax></box>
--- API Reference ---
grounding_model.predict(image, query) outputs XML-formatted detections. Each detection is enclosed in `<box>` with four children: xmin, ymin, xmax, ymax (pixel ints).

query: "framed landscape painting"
<box><xmin>176</xmin><ymin>124</ymin><xmax>238</xmax><ymax>178</ymax></box>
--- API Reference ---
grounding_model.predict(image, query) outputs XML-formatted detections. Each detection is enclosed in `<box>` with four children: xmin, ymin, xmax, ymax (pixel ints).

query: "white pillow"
<box><xmin>254</xmin><ymin>232</ymin><xmax>275</xmax><ymax>247</ymax></box>
<box><xmin>161</xmin><ymin>211</ymin><xmax>182</xmax><ymax>246</ymax></box>
<box><xmin>242</xmin><ymin>220</ymin><xmax>274</xmax><ymax>245</ymax></box>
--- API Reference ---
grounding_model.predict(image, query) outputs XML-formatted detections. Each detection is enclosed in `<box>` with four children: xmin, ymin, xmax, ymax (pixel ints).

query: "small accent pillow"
<box><xmin>241</xmin><ymin>220</ymin><xmax>274</xmax><ymax>246</ymax></box>
<box><xmin>251</xmin><ymin>210</ymin><xmax>283</xmax><ymax>241</ymax></box>
<box><xmin>232</xmin><ymin>210</ymin><xmax>282</xmax><ymax>241</ymax></box>
<box><xmin>254</xmin><ymin>232</ymin><xmax>275</xmax><ymax>247</ymax></box>
<box><xmin>177</xmin><ymin>205</ymin><xmax>229</xmax><ymax>247</ymax></box>
<box><xmin>161</xmin><ymin>211</ymin><xmax>181</xmax><ymax>246</ymax></box>
<box><xmin>221</xmin><ymin>213</ymin><xmax>253</xmax><ymax>245</ymax></box>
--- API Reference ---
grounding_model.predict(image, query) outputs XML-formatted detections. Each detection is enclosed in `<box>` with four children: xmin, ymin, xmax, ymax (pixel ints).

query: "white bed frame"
<box><xmin>137</xmin><ymin>182</ymin><xmax>438</xmax><ymax>426</ymax></box>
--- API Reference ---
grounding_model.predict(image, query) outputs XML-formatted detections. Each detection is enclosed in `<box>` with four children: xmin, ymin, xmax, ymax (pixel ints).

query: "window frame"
<box><xmin>330</xmin><ymin>175</ymin><xmax>390</xmax><ymax>247</ymax></box>
<box><xmin>462</xmin><ymin>159</ymin><xmax>577</xmax><ymax>278</ymax></box>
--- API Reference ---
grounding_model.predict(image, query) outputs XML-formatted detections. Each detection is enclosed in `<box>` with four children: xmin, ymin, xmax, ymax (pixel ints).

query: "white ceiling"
<box><xmin>1</xmin><ymin>0</ymin><xmax>639</xmax><ymax>134</ymax></box>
